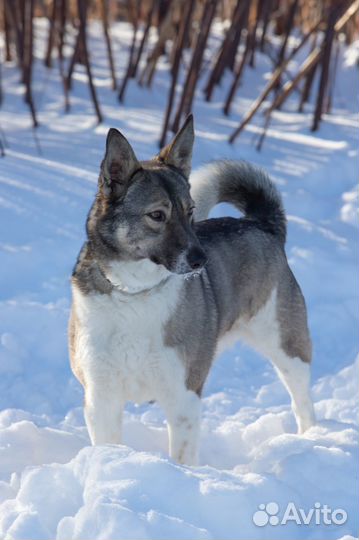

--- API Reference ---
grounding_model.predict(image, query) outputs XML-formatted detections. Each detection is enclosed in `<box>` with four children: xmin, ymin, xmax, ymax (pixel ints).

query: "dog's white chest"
<box><xmin>72</xmin><ymin>277</ymin><xmax>184</xmax><ymax>403</ymax></box>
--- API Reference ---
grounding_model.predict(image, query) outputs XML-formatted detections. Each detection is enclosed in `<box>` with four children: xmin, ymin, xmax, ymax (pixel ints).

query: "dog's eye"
<box><xmin>188</xmin><ymin>207</ymin><xmax>195</xmax><ymax>218</ymax></box>
<box><xmin>147</xmin><ymin>210</ymin><xmax>166</xmax><ymax>222</ymax></box>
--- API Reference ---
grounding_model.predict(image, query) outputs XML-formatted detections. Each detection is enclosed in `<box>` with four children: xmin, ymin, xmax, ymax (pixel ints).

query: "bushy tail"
<box><xmin>191</xmin><ymin>160</ymin><xmax>286</xmax><ymax>243</ymax></box>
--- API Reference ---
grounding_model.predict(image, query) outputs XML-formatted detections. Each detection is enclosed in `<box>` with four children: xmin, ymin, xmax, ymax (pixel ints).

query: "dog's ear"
<box><xmin>100</xmin><ymin>128</ymin><xmax>141</xmax><ymax>197</ymax></box>
<box><xmin>157</xmin><ymin>114</ymin><xmax>194</xmax><ymax>179</ymax></box>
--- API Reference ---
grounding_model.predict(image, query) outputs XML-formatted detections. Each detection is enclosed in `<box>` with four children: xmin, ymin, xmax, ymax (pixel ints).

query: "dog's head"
<box><xmin>88</xmin><ymin>115</ymin><xmax>207</xmax><ymax>275</ymax></box>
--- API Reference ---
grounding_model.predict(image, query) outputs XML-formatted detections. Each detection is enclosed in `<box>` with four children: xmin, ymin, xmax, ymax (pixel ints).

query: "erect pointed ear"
<box><xmin>157</xmin><ymin>114</ymin><xmax>194</xmax><ymax>179</ymax></box>
<box><xmin>100</xmin><ymin>128</ymin><xmax>141</xmax><ymax>197</ymax></box>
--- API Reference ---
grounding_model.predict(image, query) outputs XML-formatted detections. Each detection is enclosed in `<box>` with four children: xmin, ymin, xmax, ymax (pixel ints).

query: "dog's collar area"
<box><xmin>98</xmin><ymin>261</ymin><xmax>173</xmax><ymax>297</ymax></box>
<box><xmin>107</xmin><ymin>269</ymin><xmax>203</xmax><ymax>296</ymax></box>
<box><xmin>109</xmin><ymin>275</ymin><xmax>172</xmax><ymax>296</ymax></box>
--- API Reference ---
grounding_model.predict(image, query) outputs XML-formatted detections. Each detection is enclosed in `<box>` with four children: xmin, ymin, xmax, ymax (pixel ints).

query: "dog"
<box><xmin>69</xmin><ymin>115</ymin><xmax>315</xmax><ymax>465</ymax></box>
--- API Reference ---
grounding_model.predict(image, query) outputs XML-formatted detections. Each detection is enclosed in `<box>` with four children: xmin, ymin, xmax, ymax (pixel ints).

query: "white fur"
<box><xmin>105</xmin><ymin>259</ymin><xmax>171</xmax><ymax>294</ymax></box>
<box><xmin>72</xmin><ymin>266</ymin><xmax>201</xmax><ymax>464</ymax></box>
<box><xmin>73</xmin><ymin>273</ymin><xmax>314</xmax><ymax>464</ymax></box>
<box><xmin>234</xmin><ymin>288</ymin><xmax>315</xmax><ymax>433</ymax></box>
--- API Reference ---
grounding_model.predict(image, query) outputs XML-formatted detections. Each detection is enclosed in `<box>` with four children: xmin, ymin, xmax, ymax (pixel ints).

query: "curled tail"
<box><xmin>190</xmin><ymin>160</ymin><xmax>287</xmax><ymax>244</ymax></box>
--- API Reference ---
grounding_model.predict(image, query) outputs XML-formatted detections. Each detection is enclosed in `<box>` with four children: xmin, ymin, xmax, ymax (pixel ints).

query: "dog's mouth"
<box><xmin>183</xmin><ymin>268</ymin><xmax>204</xmax><ymax>280</ymax></box>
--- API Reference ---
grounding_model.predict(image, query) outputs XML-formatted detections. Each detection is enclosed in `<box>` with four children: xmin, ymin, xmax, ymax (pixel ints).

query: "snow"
<box><xmin>0</xmin><ymin>20</ymin><xmax>358</xmax><ymax>540</ymax></box>
<box><xmin>341</xmin><ymin>185</ymin><xmax>359</xmax><ymax>227</ymax></box>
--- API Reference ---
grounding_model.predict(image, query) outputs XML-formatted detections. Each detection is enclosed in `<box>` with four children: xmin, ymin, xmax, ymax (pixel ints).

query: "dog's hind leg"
<box><xmin>269</xmin><ymin>353</ymin><xmax>315</xmax><ymax>434</ymax></box>
<box><xmin>84</xmin><ymin>371</ymin><xmax>123</xmax><ymax>445</ymax></box>
<box><xmin>241</xmin><ymin>287</ymin><xmax>315</xmax><ymax>434</ymax></box>
<box><xmin>160</xmin><ymin>388</ymin><xmax>202</xmax><ymax>465</ymax></box>
<box><xmin>274</xmin><ymin>281</ymin><xmax>316</xmax><ymax>433</ymax></box>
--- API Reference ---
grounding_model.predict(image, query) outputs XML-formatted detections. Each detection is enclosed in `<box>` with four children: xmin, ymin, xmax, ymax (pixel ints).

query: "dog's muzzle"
<box><xmin>186</xmin><ymin>246</ymin><xmax>207</xmax><ymax>271</ymax></box>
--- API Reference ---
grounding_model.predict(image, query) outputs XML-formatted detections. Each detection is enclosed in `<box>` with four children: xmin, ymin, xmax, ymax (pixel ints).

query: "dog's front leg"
<box><xmin>84</xmin><ymin>371</ymin><xmax>123</xmax><ymax>445</ymax></box>
<box><xmin>162</xmin><ymin>389</ymin><xmax>202</xmax><ymax>466</ymax></box>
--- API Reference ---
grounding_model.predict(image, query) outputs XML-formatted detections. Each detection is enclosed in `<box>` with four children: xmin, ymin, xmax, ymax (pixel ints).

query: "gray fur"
<box><xmin>176</xmin><ymin>159</ymin><xmax>310</xmax><ymax>396</ymax></box>
<box><xmin>191</xmin><ymin>160</ymin><xmax>286</xmax><ymax>242</ymax></box>
<box><xmin>165</xmin><ymin>219</ymin><xmax>310</xmax><ymax>396</ymax></box>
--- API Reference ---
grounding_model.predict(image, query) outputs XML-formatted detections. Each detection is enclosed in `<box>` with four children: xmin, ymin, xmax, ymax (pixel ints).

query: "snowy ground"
<box><xmin>0</xmin><ymin>20</ymin><xmax>358</xmax><ymax>540</ymax></box>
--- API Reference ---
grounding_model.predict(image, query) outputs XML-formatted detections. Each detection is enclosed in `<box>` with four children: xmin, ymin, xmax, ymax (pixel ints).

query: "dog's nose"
<box><xmin>186</xmin><ymin>247</ymin><xmax>207</xmax><ymax>270</ymax></box>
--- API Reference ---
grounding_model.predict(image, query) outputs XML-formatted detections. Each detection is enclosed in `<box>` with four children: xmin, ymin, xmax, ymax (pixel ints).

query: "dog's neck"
<box><xmin>103</xmin><ymin>258</ymin><xmax>172</xmax><ymax>295</ymax></box>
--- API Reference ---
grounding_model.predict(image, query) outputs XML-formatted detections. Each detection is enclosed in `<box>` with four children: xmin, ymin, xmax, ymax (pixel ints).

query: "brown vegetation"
<box><xmin>1</xmin><ymin>0</ymin><xmax>358</xmax><ymax>149</ymax></box>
